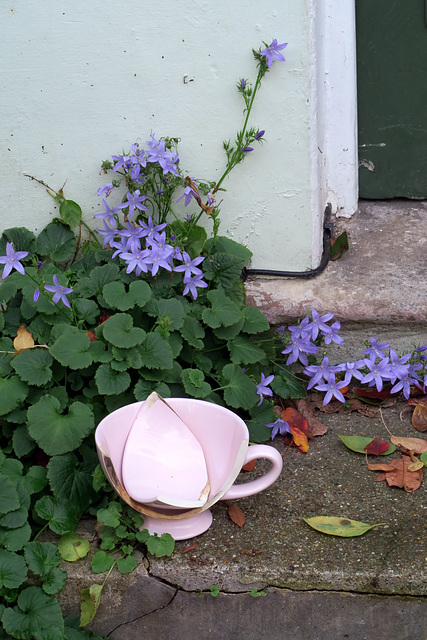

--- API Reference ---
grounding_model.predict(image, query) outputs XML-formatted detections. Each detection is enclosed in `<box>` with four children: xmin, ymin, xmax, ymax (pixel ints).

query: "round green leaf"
<box><xmin>242</xmin><ymin>306</ymin><xmax>270</xmax><ymax>334</ymax></box>
<box><xmin>91</xmin><ymin>550</ymin><xmax>115</xmax><ymax>574</ymax></box>
<box><xmin>11</xmin><ymin>348</ymin><xmax>53</xmax><ymax>386</ymax></box>
<box><xmin>303</xmin><ymin>516</ymin><xmax>386</xmax><ymax>537</ymax></box>
<box><xmin>27</xmin><ymin>395</ymin><xmax>94</xmax><ymax>455</ymax></box>
<box><xmin>420</xmin><ymin>451</ymin><xmax>427</xmax><ymax>465</ymax></box>
<box><xmin>138</xmin><ymin>333</ymin><xmax>173</xmax><ymax>370</ymax></box>
<box><xmin>58</xmin><ymin>533</ymin><xmax>90</xmax><ymax>562</ymax></box>
<box><xmin>134</xmin><ymin>380</ymin><xmax>171</xmax><ymax>401</ymax></box>
<box><xmin>202</xmin><ymin>290</ymin><xmax>242</xmax><ymax>329</ymax></box>
<box><xmin>34</xmin><ymin>496</ymin><xmax>79</xmax><ymax>535</ymax></box>
<box><xmin>221</xmin><ymin>363</ymin><xmax>257</xmax><ymax>410</ymax></box>
<box><xmin>338</xmin><ymin>435</ymin><xmax>396</xmax><ymax>455</ymax></box>
<box><xmin>0</xmin><ymin>549</ymin><xmax>27</xmax><ymax>589</ymax></box>
<box><xmin>0</xmin><ymin>375</ymin><xmax>28</xmax><ymax>416</ymax></box>
<box><xmin>2</xmin><ymin>586</ymin><xmax>64</xmax><ymax>637</ymax></box>
<box><xmin>0</xmin><ymin>227</ymin><xmax>36</xmax><ymax>257</ymax></box>
<box><xmin>145</xmin><ymin>532</ymin><xmax>175</xmax><ymax>558</ymax></box>
<box><xmin>13</xmin><ymin>424</ymin><xmax>36</xmax><ymax>458</ymax></box>
<box><xmin>95</xmin><ymin>363</ymin><xmax>131</xmax><ymax>395</ymax></box>
<box><xmin>35</xmin><ymin>221</ymin><xmax>75</xmax><ymax>261</ymax></box>
<box><xmin>0</xmin><ymin>523</ymin><xmax>31</xmax><ymax>552</ymax></box>
<box><xmin>102</xmin><ymin>313</ymin><xmax>146</xmax><ymax>348</ymax></box>
<box><xmin>103</xmin><ymin>280</ymin><xmax>151</xmax><ymax>311</ymax></box>
<box><xmin>181</xmin><ymin>369</ymin><xmax>212</xmax><ymax>398</ymax></box>
<box><xmin>117</xmin><ymin>555</ymin><xmax>137</xmax><ymax>574</ymax></box>
<box><xmin>73</xmin><ymin>298</ymin><xmax>99</xmax><ymax>325</ymax></box>
<box><xmin>24</xmin><ymin>541</ymin><xmax>60</xmax><ymax>579</ymax></box>
<box><xmin>50</xmin><ymin>331</ymin><xmax>92</xmax><ymax>370</ymax></box>
<box><xmin>59</xmin><ymin>199</ymin><xmax>82</xmax><ymax>227</ymax></box>
<box><xmin>41</xmin><ymin>566</ymin><xmax>67</xmax><ymax>595</ymax></box>
<box><xmin>227</xmin><ymin>335</ymin><xmax>267</xmax><ymax>364</ymax></box>
<box><xmin>47</xmin><ymin>453</ymin><xmax>96</xmax><ymax>512</ymax></box>
<box><xmin>0</xmin><ymin>476</ymin><xmax>20</xmax><ymax>514</ymax></box>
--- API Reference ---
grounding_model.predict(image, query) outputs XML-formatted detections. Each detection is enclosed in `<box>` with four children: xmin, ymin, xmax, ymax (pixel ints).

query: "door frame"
<box><xmin>311</xmin><ymin>0</ymin><xmax>358</xmax><ymax>221</ymax></box>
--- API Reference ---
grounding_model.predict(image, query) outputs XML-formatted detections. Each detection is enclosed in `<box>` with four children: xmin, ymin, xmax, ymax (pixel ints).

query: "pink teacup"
<box><xmin>95</xmin><ymin>398</ymin><xmax>283</xmax><ymax>540</ymax></box>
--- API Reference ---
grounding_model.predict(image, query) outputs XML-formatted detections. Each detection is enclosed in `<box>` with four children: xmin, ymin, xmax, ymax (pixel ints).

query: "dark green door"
<box><xmin>356</xmin><ymin>1</ymin><xmax>427</xmax><ymax>198</ymax></box>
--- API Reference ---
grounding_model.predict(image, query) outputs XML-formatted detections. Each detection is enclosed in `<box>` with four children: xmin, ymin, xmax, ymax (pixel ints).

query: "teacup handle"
<box><xmin>220</xmin><ymin>444</ymin><xmax>283</xmax><ymax>501</ymax></box>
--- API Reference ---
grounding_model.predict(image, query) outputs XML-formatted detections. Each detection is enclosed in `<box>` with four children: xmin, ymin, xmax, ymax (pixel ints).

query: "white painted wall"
<box><xmin>1</xmin><ymin>1</ymin><xmax>358</xmax><ymax>271</ymax></box>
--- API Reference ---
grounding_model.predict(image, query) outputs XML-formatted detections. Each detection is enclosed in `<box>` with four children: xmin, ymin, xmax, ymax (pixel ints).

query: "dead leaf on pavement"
<box><xmin>367</xmin><ymin>463</ymin><xmax>394</xmax><ymax>472</ymax></box>
<box><xmin>281</xmin><ymin>407</ymin><xmax>312</xmax><ymax>438</ymax></box>
<box><xmin>390</xmin><ymin>436</ymin><xmax>427</xmax><ymax>454</ymax></box>
<box><xmin>294</xmin><ymin>398</ymin><xmax>328</xmax><ymax>436</ymax></box>
<box><xmin>364</xmin><ymin>437</ymin><xmax>390</xmax><ymax>455</ymax></box>
<box><xmin>289</xmin><ymin>426</ymin><xmax>309</xmax><ymax>453</ymax></box>
<box><xmin>242</xmin><ymin>460</ymin><xmax>257</xmax><ymax>472</ymax></box>
<box><xmin>408</xmin><ymin>460</ymin><xmax>425</xmax><ymax>472</ymax></box>
<box><xmin>182</xmin><ymin>543</ymin><xmax>198</xmax><ymax>553</ymax></box>
<box><xmin>228</xmin><ymin>503</ymin><xmax>245</xmax><ymax>528</ymax></box>
<box><xmin>372</xmin><ymin>455</ymin><xmax>423</xmax><ymax>492</ymax></box>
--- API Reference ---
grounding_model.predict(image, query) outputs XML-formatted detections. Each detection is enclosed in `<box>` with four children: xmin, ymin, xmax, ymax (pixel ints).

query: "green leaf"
<box><xmin>0</xmin><ymin>279</ymin><xmax>18</xmax><ymax>304</ymax></box>
<box><xmin>203</xmin><ymin>252</ymin><xmax>244</xmax><ymax>289</ymax></box>
<box><xmin>27</xmin><ymin>396</ymin><xmax>94</xmax><ymax>455</ymax></box>
<box><xmin>102</xmin><ymin>313</ymin><xmax>146</xmax><ymax>348</ymax></box>
<box><xmin>181</xmin><ymin>316</ymin><xmax>205</xmax><ymax>348</ymax></box>
<box><xmin>35</xmin><ymin>496</ymin><xmax>79</xmax><ymax>535</ymax></box>
<box><xmin>13</xmin><ymin>425</ymin><xmax>36</xmax><ymax>458</ymax></box>
<box><xmin>330</xmin><ymin>230</ymin><xmax>349</xmax><ymax>261</ymax></box>
<box><xmin>227</xmin><ymin>335</ymin><xmax>267</xmax><ymax>365</ymax></box>
<box><xmin>213</xmin><ymin>317</ymin><xmax>245</xmax><ymax>341</ymax></box>
<box><xmin>11</xmin><ymin>348</ymin><xmax>53</xmax><ymax>386</ymax></box>
<box><xmin>145</xmin><ymin>533</ymin><xmax>175</xmax><ymax>557</ymax></box>
<box><xmin>47</xmin><ymin>454</ymin><xmax>97</xmax><ymax>512</ymax></box>
<box><xmin>60</xmin><ymin>199</ymin><xmax>82</xmax><ymax>227</ymax></box>
<box><xmin>181</xmin><ymin>369</ymin><xmax>212</xmax><ymax>398</ymax></box>
<box><xmin>0</xmin><ymin>549</ymin><xmax>27</xmax><ymax>589</ymax></box>
<box><xmin>0</xmin><ymin>504</ymin><xmax>28</xmax><ymax>529</ymax></box>
<box><xmin>0</xmin><ymin>523</ymin><xmax>31</xmax><ymax>552</ymax></box>
<box><xmin>36</xmin><ymin>222</ymin><xmax>75</xmax><ymax>261</ymax></box>
<box><xmin>303</xmin><ymin>516</ymin><xmax>386</xmax><ymax>537</ymax></box>
<box><xmin>0</xmin><ymin>477</ymin><xmax>20</xmax><ymax>514</ymax></box>
<box><xmin>73</xmin><ymin>263</ymin><xmax>120</xmax><ymax>299</ymax></box>
<box><xmin>205</xmin><ymin>236</ymin><xmax>252</xmax><ymax>264</ymax></box>
<box><xmin>0</xmin><ymin>227</ymin><xmax>36</xmax><ymax>257</ymax></box>
<box><xmin>421</xmin><ymin>451</ymin><xmax>427</xmax><ymax>465</ymax></box>
<box><xmin>0</xmin><ymin>376</ymin><xmax>28</xmax><ymax>416</ymax></box>
<box><xmin>95</xmin><ymin>363</ymin><xmax>131</xmax><ymax>395</ymax></box>
<box><xmin>221</xmin><ymin>363</ymin><xmax>257</xmax><ymax>410</ymax></box>
<box><xmin>24</xmin><ymin>541</ymin><xmax>60</xmax><ymax>579</ymax></box>
<box><xmin>58</xmin><ymin>533</ymin><xmax>90</xmax><ymax>563</ymax></box>
<box><xmin>271</xmin><ymin>369</ymin><xmax>307</xmax><ymax>399</ymax></box>
<box><xmin>338</xmin><ymin>435</ymin><xmax>396</xmax><ymax>455</ymax></box>
<box><xmin>73</xmin><ymin>298</ymin><xmax>99</xmax><ymax>325</ymax></box>
<box><xmin>247</xmin><ymin>403</ymin><xmax>277</xmax><ymax>443</ymax></box>
<box><xmin>0</xmin><ymin>337</ymin><xmax>14</xmax><ymax>376</ymax></box>
<box><xmin>117</xmin><ymin>555</ymin><xmax>137</xmax><ymax>574</ymax></box>
<box><xmin>138</xmin><ymin>333</ymin><xmax>174</xmax><ymax>370</ymax></box>
<box><xmin>103</xmin><ymin>280</ymin><xmax>151</xmax><ymax>311</ymax></box>
<box><xmin>80</xmin><ymin>584</ymin><xmax>103</xmax><ymax>627</ymax></box>
<box><xmin>96</xmin><ymin>503</ymin><xmax>122</xmax><ymax>528</ymax></box>
<box><xmin>91</xmin><ymin>550</ymin><xmax>115</xmax><ymax>574</ymax></box>
<box><xmin>149</xmin><ymin>298</ymin><xmax>185</xmax><ymax>331</ymax></box>
<box><xmin>41</xmin><ymin>566</ymin><xmax>67</xmax><ymax>595</ymax></box>
<box><xmin>241</xmin><ymin>306</ymin><xmax>270</xmax><ymax>334</ymax></box>
<box><xmin>50</xmin><ymin>330</ymin><xmax>93</xmax><ymax>370</ymax></box>
<box><xmin>21</xmin><ymin>466</ymin><xmax>47</xmax><ymax>495</ymax></box>
<box><xmin>2</xmin><ymin>586</ymin><xmax>64</xmax><ymax>638</ymax></box>
<box><xmin>170</xmin><ymin>221</ymin><xmax>207</xmax><ymax>258</ymax></box>
<box><xmin>133</xmin><ymin>380</ymin><xmax>171</xmax><ymax>401</ymax></box>
<box><xmin>202</xmin><ymin>290</ymin><xmax>242</xmax><ymax>329</ymax></box>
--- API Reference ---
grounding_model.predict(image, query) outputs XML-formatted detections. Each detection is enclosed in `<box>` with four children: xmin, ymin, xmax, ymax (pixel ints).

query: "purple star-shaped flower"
<box><xmin>363</xmin><ymin>337</ymin><xmax>390</xmax><ymax>360</ymax></box>
<box><xmin>176</xmin><ymin>185</ymin><xmax>199</xmax><ymax>207</ymax></box>
<box><xmin>182</xmin><ymin>272</ymin><xmax>208</xmax><ymax>300</ymax></box>
<box><xmin>265</xmin><ymin>418</ymin><xmax>290</xmax><ymax>440</ymax></box>
<box><xmin>0</xmin><ymin>242</ymin><xmax>28</xmax><ymax>279</ymax></box>
<box><xmin>260</xmin><ymin>39</ymin><xmax>288</xmax><ymax>68</ymax></box>
<box><xmin>173</xmin><ymin>251</ymin><xmax>205</xmax><ymax>280</ymax></box>
<box><xmin>304</xmin><ymin>356</ymin><xmax>339</xmax><ymax>390</ymax></box>
<box><xmin>119</xmin><ymin>246</ymin><xmax>150</xmax><ymax>276</ymax></box>
<box><xmin>256</xmin><ymin>373</ymin><xmax>275</xmax><ymax>405</ymax></box>
<box><xmin>361</xmin><ymin>357</ymin><xmax>394</xmax><ymax>392</ymax></box>
<box><xmin>97</xmin><ymin>182</ymin><xmax>114</xmax><ymax>198</ymax></box>
<box><xmin>44</xmin><ymin>274</ymin><xmax>73</xmax><ymax>308</ymax></box>
<box><xmin>315</xmin><ymin>373</ymin><xmax>347</xmax><ymax>406</ymax></box>
<box><xmin>335</xmin><ymin>360</ymin><xmax>365</xmax><ymax>386</ymax></box>
<box><xmin>123</xmin><ymin>190</ymin><xmax>148</xmax><ymax>218</ymax></box>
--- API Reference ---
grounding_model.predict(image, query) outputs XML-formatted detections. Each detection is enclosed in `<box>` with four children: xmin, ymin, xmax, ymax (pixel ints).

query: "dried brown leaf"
<box><xmin>367</xmin><ymin>463</ymin><xmax>394</xmax><ymax>471</ymax></box>
<box><xmin>385</xmin><ymin>455</ymin><xmax>423</xmax><ymax>492</ymax></box>
<box><xmin>13</xmin><ymin>325</ymin><xmax>35</xmax><ymax>352</ymax></box>
<box><xmin>390</xmin><ymin>436</ymin><xmax>427</xmax><ymax>454</ymax></box>
<box><xmin>242</xmin><ymin>460</ymin><xmax>257</xmax><ymax>472</ymax></box>
<box><xmin>294</xmin><ymin>398</ymin><xmax>328</xmax><ymax>436</ymax></box>
<box><xmin>182</xmin><ymin>543</ymin><xmax>198</xmax><ymax>553</ymax></box>
<box><xmin>228</xmin><ymin>503</ymin><xmax>245</xmax><ymax>528</ymax></box>
<box><xmin>412</xmin><ymin>404</ymin><xmax>427</xmax><ymax>433</ymax></box>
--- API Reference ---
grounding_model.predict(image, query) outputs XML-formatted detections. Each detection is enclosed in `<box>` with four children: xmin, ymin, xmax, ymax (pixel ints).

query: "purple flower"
<box><xmin>33</xmin><ymin>288</ymin><xmax>40</xmax><ymax>302</ymax></box>
<box><xmin>307</xmin><ymin>309</ymin><xmax>334</xmax><ymax>340</ymax></box>
<box><xmin>44</xmin><ymin>274</ymin><xmax>73</xmax><ymax>308</ymax></box>
<box><xmin>139</xmin><ymin>216</ymin><xmax>167</xmax><ymax>243</ymax></box>
<box><xmin>288</xmin><ymin>316</ymin><xmax>310</xmax><ymax>339</ymax></box>
<box><xmin>361</xmin><ymin>357</ymin><xmax>394</xmax><ymax>392</ymax></box>
<box><xmin>144</xmin><ymin>243</ymin><xmax>175</xmax><ymax>276</ymax></box>
<box><xmin>123</xmin><ymin>190</ymin><xmax>148</xmax><ymax>218</ymax></box>
<box><xmin>255</xmin><ymin>130</ymin><xmax>265</xmax><ymax>140</ymax></box>
<box><xmin>176</xmin><ymin>185</ymin><xmax>198</xmax><ymax>207</ymax></box>
<box><xmin>323</xmin><ymin>320</ymin><xmax>343</xmax><ymax>345</ymax></box>
<box><xmin>281</xmin><ymin>335</ymin><xmax>318</xmax><ymax>366</ymax></box>
<box><xmin>363</xmin><ymin>337</ymin><xmax>390</xmax><ymax>360</ymax></box>
<box><xmin>111</xmin><ymin>155</ymin><xmax>132</xmax><ymax>172</ymax></box>
<box><xmin>97</xmin><ymin>182</ymin><xmax>114</xmax><ymax>198</ymax></box>
<box><xmin>304</xmin><ymin>356</ymin><xmax>339</xmax><ymax>390</ymax></box>
<box><xmin>335</xmin><ymin>360</ymin><xmax>365</xmax><ymax>386</ymax></box>
<box><xmin>0</xmin><ymin>242</ymin><xmax>28</xmax><ymax>279</ymax></box>
<box><xmin>146</xmin><ymin>139</ymin><xmax>175</xmax><ymax>168</ymax></box>
<box><xmin>315</xmin><ymin>373</ymin><xmax>347</xmax><ymax>405</ymax></box>
<box><xmin>256</xmin><ymin>373</ymin><xmax>275</xmax><ymax>405</ymax></box>
<box><xmin>94</xmin><ymin>199</ymin><xmax>125</xmax><ymax>225</ymax></box>
<box><xmin>389</xmin><ymin>349</ymin><xmax>412</xmax><ymax>381</ymax></box>
<box><xmin>161</xmin><ymin>153</ymin><xmax>180</xmax><ymax>176</ymax></box>
<box><xmin>260</xmin><ymin>39</ymin><xmax>288</xmax><ymax>68</ymax></box>
<box><xmin>239</xmin><ymin>78</ymin><xmax>246</xmax><ymax>89</ymax></box>
<box><xmin>96</xmin><ymin>219</ymin><xmax>118</xmax><ymax>248</ymax></box>
<box><xmin>182</xmin><ymin>272</ymin><xmax>208</xmax><ymax>300</ymax></box>
<box><xmin>119</xmin><ymin>246</ymin><xmax>150</xmax><ymax>276</ymax></box>
<box><xmin>173</xmin><ymin>251</ymin><xmax>204</xmax><ymax>280</ymax></box>
<box><xmin>391</xmin><ymin>372</ymin><xmax>417</xmax><ymax>399</ymax></box>
<box><xmin>265</xmin><ymin>418</ymin><xmax>290</xmax><ymax>440</ymax></box>
<box><xmin>241</xmin><ymin>146</ymin><xmax>254</xmax><ymax>153</ymax></box>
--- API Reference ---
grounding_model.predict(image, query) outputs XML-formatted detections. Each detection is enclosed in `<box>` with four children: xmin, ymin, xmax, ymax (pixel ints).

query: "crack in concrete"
<box><xmin>107</xmin><ymin>588</ymin><xmax>179</xmax><ymax>635</ymax></box>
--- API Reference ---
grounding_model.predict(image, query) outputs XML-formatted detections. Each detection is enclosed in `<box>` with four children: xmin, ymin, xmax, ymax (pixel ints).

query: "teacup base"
<box><xmin>141</xmin><ymin>509</ymin><xmax>213</xmax><ymax>541</ymax></box>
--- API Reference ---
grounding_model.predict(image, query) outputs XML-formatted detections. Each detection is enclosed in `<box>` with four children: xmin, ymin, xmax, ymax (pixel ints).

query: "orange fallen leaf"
<box><xmin>13</xmin><ymin>325</ymin><xmax>35</xmax><ymax>352</ymax></box>
<box><xmin>289</xmin><ymin>426</ymin><xmax>309</xmax><ymax>453</ymax></box>
<box><xmin>412</xmin><ymin>403</ymin><xmax>427</xmax><ymax>433</ymax></box>
<box><xmin>182</xmin><ymin>543</ymin><xmax>198</xmax><ymax>553</ymax></box>
<box><xmin>367</xmin><ymin>463</ymin><xmax>394</xmax><ymax>471</ymax></box>
<box><xmin>228</xmin><ymin>503</ymin><xmax>245</xmax><ymax>528</ymax></box>
<box><xmin>408</xmin><ymin>460</ymin><xmax>424</xmax><ymax>472</ymax></box>
<box><xmin>390</xmin><ymin>436</ymin><xmax>427</xmax><ymax>454</ymax></box>
<box><xmin>282</xmin><ymin>407</ymin><xmax>312</xmax><ymax>438</ymax></box>
<box><xmin>373</xmin><ymin>455</ymin><xmax>423</xmax><ymax>492</ymax></box>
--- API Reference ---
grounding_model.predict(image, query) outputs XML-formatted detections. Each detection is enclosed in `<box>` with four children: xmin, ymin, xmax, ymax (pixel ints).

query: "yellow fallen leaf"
<box><xmin>13</xmin><ymin>326</ymin><xmax>35</xmax><ymax>352</ymax></box>
<box><xmin>408</xmin><ymin>460</ymin><xmax>424</xmax><ymax>472</ymax></box>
